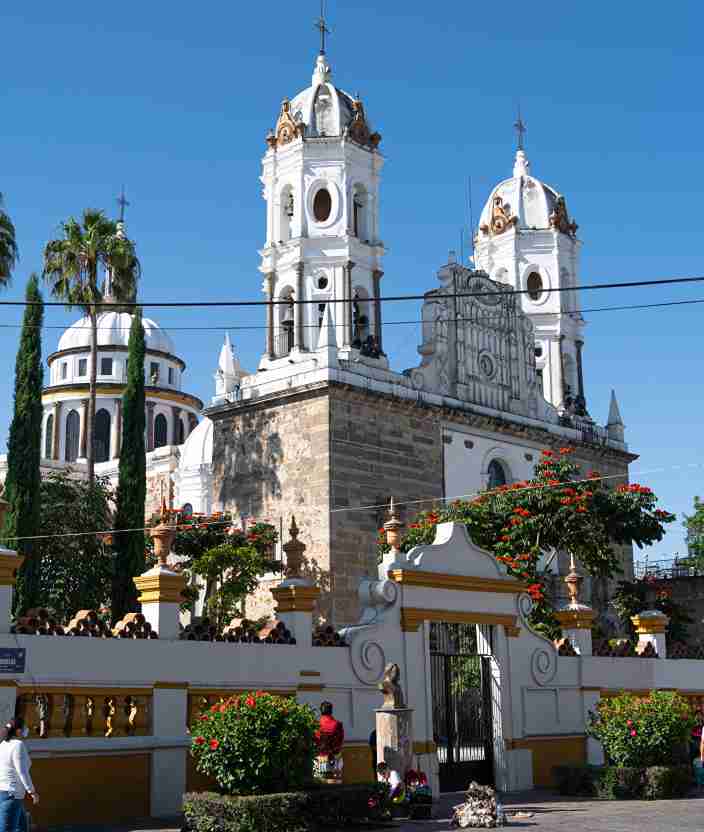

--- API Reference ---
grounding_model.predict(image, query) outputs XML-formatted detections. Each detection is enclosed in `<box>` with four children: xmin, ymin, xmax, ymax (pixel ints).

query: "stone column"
<box><xmin>171</xmin><ymin>406</ymin><xmax>182</xmax><ymax>445</ymax></box>
<box><xmin>270</xmin><ymin>517</ymin><xmax>320</xmax><ymax>645</ymax></box>
<box><xmin>372</xmin><ymin>268</ymin><xmax>384</xmax><ymax>353</ymax></box>
<box><xmin>146</xmin><ymin>402</ymin><xmax>155</xmax><ymax>452</ymax></box>
<box><xmin>188</xmin><ymin>413</ymin><xmax>198</xmax><ymax>436</ymax></box>
<box><xmin>344</xmin><ymin>261</ymin><xmax>355</xmax><ymax>347</ymax></box>
<box><xmin>150</xmin><ymin>684</ymin><xmax>188</xmax><ymax>817</ymax></box>
<box><xmin>266</xmin><ymin>271</ymin><xmax>276</xmax><ymax>359</ymax></box>
<box><xmin>294</xmin><ymin>262</ymin><xmax>305</xmax><ymax>350</ymax></box>
<box><xmin>79</xmin><ymin>398</ymin><xmax>89</xmax><ymax>458</ymax></box>
<box><xmin>575</xmin><ymin>339</ymin><xmax>587</xmax><ymax>412</ymax></box>
<box><xmin>0</xmin><ymin>498</ymin><xmax>24</xmax><ymax>631</ymax></box>
<box><xmin>134</xmin><ymin>501</ymin><xmax>186</xmax><ymax>640</ymax></box>
<box><xmin>632</xmin><ymin>611</ymin><xmax>668</xmax><ymax>658</ymax></box>
<box><xmin>554</xmin><ymin>554</ymin><xmax>595</xmax><ymax>655</ymax></box>
<box><xmin>52</xmin><ymin>401</ymin><xmax>62</xmax><ymax>461</ymax></box>
<box><xmin>376</xmin><ymin>705</ymin><xmax>415</xmax><ymax>781</ymax></box>
<box><xmin>111</xmin><ymin>398</ymin><xmax>122</xmax><ymax>459</ymax></box>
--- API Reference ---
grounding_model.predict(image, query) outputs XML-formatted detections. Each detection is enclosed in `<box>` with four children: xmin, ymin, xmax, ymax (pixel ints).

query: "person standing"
<box><xmin>0</xmin><ymin>718</ymin><xmax>38</xmax><ymax>832</ymax></box>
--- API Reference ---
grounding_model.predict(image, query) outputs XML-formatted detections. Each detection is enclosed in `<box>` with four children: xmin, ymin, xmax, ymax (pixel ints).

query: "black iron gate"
<box><xmin>430</xmin><ymin>622</ymin><xmax>494</xmax><ymax>792</ymax></box>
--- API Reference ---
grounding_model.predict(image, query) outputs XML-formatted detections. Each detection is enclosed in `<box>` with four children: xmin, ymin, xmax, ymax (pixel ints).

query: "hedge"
<box><xmin>183</xmin><ymin>783</ymin><xmax>389</xmax><ymax>832</ymax></box>
<box><xmin>553</xmin><ymin>764</ymin><xmax>692</xmax><ymax>800</ymax></box>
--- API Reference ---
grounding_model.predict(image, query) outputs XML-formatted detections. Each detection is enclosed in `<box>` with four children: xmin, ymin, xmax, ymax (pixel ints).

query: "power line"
<box><xmin>1</xmin><ymin>275</ymin><xmax>704</xmax><ymax>309</ymax></box>
<box><xmin>0</xmin><ymin>296</ymin><xmax>702</xmax><ymax>334</ymax></box>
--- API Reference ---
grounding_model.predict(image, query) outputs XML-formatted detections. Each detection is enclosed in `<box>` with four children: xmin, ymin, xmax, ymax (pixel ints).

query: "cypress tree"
<box><xmin>112</xmin><ymin>309</ymin><xmax>146</xmax><ymax>621</ymax></box>
<box><xmin>4</xmin><ymin>274</ymin><xmax>44</xmax><ymax>614</ymax></box>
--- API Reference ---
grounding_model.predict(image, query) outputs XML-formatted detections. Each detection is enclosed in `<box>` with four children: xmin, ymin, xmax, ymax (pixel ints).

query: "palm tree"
<box><xmin>43</xmin><ymin>209</ymin><xmax>140</xmax><ymax>483</ymax></box>
<box><xmin>0</xmin><ymin>193</ymin><xmax>19</xmax><ymax>282</ymax></box>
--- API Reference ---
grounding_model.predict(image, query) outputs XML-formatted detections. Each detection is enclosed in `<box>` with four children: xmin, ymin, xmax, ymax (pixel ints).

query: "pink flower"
<box><xmin>630</xmin><ymin>730</ymin><xmax>637</xmax><ymax>737</ymax></box>
<box><xmin>626</xmin><ymin>720</ymin><xmax>633</xmax><ymax>726</ymax></box>
<box><xmin>209</xmin><ymin>739</ymin><xmax>219</xmax><ymax>750</ymax></box>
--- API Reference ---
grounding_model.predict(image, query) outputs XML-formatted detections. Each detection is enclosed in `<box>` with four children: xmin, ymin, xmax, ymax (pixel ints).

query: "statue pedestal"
<box><xmin>375</xmin><ymin>707</ymin><xmax>414</xmax><ymax>777</ymax></box>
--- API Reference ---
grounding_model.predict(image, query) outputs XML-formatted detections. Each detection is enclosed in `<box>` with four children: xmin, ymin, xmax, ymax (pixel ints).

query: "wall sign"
<box><xmin>0</xmin><ymin>648</ymin><xmax>25</xmax><ymax>674</ymax></box>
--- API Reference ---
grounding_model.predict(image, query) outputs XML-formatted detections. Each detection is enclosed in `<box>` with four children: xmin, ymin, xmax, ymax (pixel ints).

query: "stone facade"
<box><xmin>208</xmin><ymin>379</ymin><xmax>634</xmax><ymax>627</ymax></box>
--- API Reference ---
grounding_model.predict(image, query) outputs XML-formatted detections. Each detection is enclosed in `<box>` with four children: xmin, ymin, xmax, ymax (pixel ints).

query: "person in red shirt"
<box><xmin>314</xmin><ymin>702</ymin><xmax>345</xmax><ymax>781</ymax></box>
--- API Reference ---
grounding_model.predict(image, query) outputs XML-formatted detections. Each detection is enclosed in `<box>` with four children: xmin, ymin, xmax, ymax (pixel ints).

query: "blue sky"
<box><xmin>1</xmin><ymin>2</ymin><xmax>701</xmax><ymax>563</ymax></box>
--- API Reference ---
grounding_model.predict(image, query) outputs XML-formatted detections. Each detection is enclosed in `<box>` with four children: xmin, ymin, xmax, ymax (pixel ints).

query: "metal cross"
<box><xmin>513</xmin><ymin>105</ymin><xmax>527</xmax><ymax>152</ymax></box>
<box><xmin>117</xmin><ymin>185</ymin><xmax>130</xmax><ymax>223</ymax></box>
<box><xmin>314</xmin><ymin>0</ymin><xmax>331</xmax><ymax>55</ymax></box>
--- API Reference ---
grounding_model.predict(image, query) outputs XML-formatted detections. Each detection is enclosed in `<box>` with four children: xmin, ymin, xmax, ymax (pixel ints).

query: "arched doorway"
<box><xmin>94</xmin><ymin>409</ymin><xmax>111</xmax><ymax>463</ymax></box>
<box><xmin>154</xmin><ymin>413</ymin><xmax>168</xmax><ymax>449</ymax></box>
<box><xmin>65</xmin><ymin>410</ymin><xmax>80</xmax><ymax>462</ymax></box>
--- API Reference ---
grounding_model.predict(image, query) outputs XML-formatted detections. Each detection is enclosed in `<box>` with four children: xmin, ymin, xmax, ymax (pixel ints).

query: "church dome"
<box><xmin>478</xmin><ymin>150</ymin><xmax>577</xmax><ymax>238</ymax></box>
<box><xmin>57</xmin><ymin>310</ymin><xmax>176</xmax><ymax>356</ymax></box>
<box><xmin>179</xmin><ymin>417</ymin><xmax>213</xmax><ymax>469</ymax></box>
<box><xmin>269</xmin><ymin>54</ymin><xmax>380</xmax><ymax>149</ymax></box>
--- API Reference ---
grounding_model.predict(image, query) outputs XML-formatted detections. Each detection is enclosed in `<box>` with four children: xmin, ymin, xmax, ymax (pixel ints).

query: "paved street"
<box><xmin>43</xmin><ymin>789</ymin><xmax>704</xmax><ymax>831</ymax></box>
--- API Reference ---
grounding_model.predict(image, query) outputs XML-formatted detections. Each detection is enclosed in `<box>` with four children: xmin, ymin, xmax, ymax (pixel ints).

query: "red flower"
<box><xmin>199</xmin><ymin>715</ymin><xmax>209</xmax><ymax>721</ymax></box>
<box><xmin>626</xmin><ymin>720</ymin><xmax>633</xmax><ymax>726</ymax></box>
<box><xmin>246</xmin><ymin>696</ymin><xmax>256</xmax><ymax>708</ymax></box>
<box><xmin>194</xmin><ymin>736</ymin><xmax>205</xmax><ymax>745</ymax></box>
<box><xmin>542</xmin><ymin>450</ymin><xmax>554</xmax><ymax>457</ymax></box>
<box><xmin>630</xmin><ymin>729</ymin><xmax>637</xmax><ymax>737</ymax></box>
<box><xmin>559</xmin><ymin>447</ymin><xmax>573</xmax><ymax>455</ymax></box>
<box><xmin>255</xmin><ymin>690</ymin><xmax>265</xmax><ymax>698</ymax></box>
<box><xmin>209</xmin><ymin>739</ymin><xmax>220</xmax><ymax>750</ymax></box>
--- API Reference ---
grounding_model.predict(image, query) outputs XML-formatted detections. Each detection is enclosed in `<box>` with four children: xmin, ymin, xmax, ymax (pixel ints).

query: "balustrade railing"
<box><xmin>274</xmin><ymin>329</ymin><xmax>294</xmax><ymax>358</ymax></box>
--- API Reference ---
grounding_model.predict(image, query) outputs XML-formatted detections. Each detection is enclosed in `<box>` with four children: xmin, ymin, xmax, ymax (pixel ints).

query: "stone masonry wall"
<box><xmin>209</xmin><ymin>387</ymin><xmax>331</xmax><ymax>621</ymax></box>
<box><xmin>329</xmin><ymin>385</ymin><xmax>444</xmax><ymax>624</ymax></box>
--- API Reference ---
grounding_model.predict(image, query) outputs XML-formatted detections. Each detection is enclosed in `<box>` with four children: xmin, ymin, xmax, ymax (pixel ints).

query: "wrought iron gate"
<box><xmin>430</xmin><ymin>622</ymin><xmax>494</xmax><ymax>791</ymax></box>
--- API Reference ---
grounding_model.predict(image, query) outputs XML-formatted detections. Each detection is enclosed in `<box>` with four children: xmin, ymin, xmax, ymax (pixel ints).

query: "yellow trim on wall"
<box><xmin>505</xmin><ymin>625</ymin><xmax>521</xmax><ymax>638</ymax></box>
<box><xmin>0</xmin><ymin>553</ymin><xmax>24</xmax><ymax>587</ymax></box>
<box><xmin>271</xmin><ymin>584</ymin><xmax>321</xmax><ymax>612</ymax></box>
<box><xmin>401</xmin><ymin>607</ymin><xmax>518</xmax><ymax>632</ymax></box>
<box><xmin>299</xmin><ymin>670</ymin><xmax>322</xmax><ymax>677</ymax></box>
<box><xmin>389</xmin><ymin>569</ymin><xmax>528</xmax><ymax>594</ymax></box>
<box><xmin>413</xmin><ymin>740</ymin><xmax>437</xmax><ymax>755</ymax></box>
<box><xmin>134</xmin><ymin>572</ymin><xmax>187</xmax><ymax>604</ymax></box>
<box><xmin>342</xmin><ymin>743</ymin><xmax>374</xmax><ymax>784</ymax></box>
<box><xmin>153</xmin><ymin>682</ymin><xmax>189</xmax><ymax>690</ymax></box>
<box><xmin>631</xmin><ymin>614</ymin><xmax>667</xmax><ymax>634</ymax></box>
<box><xmin>297</xmin><ymin>683</ymin><xmax>325</xmax><ymax>692</ymax></box>
<box><xmin>508</xmin><ymin>735</ymin><xmax>586</xmax><ymax>787</ymax></box>
<box><xmin>42</xmin><ymin>385</ymin><xmax>202</xmax><ymax>411</ymax></box>
<box><xmin>555</xmin><ymin>608</ymin><xmax>596</xmax><ymax>630</ymax></box>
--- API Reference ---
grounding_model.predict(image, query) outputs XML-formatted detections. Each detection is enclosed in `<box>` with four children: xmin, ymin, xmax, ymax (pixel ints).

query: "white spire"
<box><xmin>312</xmin><ymin>53</ymin><xmax>331</xmax><ymax>85</ymax></box>
<box><xmin>513</xmin><ymin>149</ymin><xmax>531</xmax><ymax>178</ymax></box>
<box><xmin>214</xmin><ymin>334</ymin><xmax>242</xmax><ymax>400</ymax></box>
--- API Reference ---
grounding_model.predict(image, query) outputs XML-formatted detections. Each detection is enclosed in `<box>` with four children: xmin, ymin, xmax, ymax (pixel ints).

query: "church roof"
<box><xmin>478</xmin><ymin>150</ymin><xmax>578</xmax><ymax>239</ymax></box>
<box><xmin>57</xmin><ymin>310</ymin><xmax>176</xmax><ymax>356</ymax></box>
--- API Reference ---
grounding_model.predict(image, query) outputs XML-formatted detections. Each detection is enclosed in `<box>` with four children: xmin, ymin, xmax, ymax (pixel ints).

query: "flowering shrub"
<box><xmin>587</xmin><ymin>691</ymin><xmax>695</xmax><ymax>768</ymax></box>
<box><xmin>191</xmin><ymin>691</ymin><xmax>318</xmax><ymax>795</ymax></box>
<box><xmin>612</xmin><ymin>578</ymin><xmax>692</xmax><ymax>644</ymax></box>
<box><xmin>377</xmin><ymin>448</ymin><xmax>675</xmax><ymax>636</ymax></box>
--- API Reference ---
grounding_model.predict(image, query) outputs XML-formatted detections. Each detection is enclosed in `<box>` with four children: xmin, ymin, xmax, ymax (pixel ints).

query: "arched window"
<box><xmin>154</xmin><ymin>413</ymin><xmax>168</xmax><ymax>449</ymax></box>
<box><xmin>313</xmin><ymin>188</ymin><xmax>332</xmax><ymax>223</ymax></box>
<box><xmin>526</xmin><ymin>272</ymin><xmax>543</xmax><ymax>301</ymax></box>
<box><xmin>44</xmin><ymin>414</ymin><xmax>54</xmax><ymax>459</ymax></box>
<box><xmin>280</xmin><ymin>186</ymin><xmax>294</xmax><ymax>243</ymax></box>
<box><xmin>177</xmin><ymin>417</ymin><xmax>185</xmax><ymax>445</ymax></box>
<box><xmin>94</xmin><ymin>409</ymin><xmax>111</xmax><ymax>463</ymax></box>
<box><xmin>352</xmin><ymin>288</ymin><xmax>371</xmax><ymax>349</ymax></box>
<box><xmin>65</xmin><ymin>410</ymin><xmax>80</xmax><ymax>462</ymax></box>
<box><xmin>352</xmin><ymin>185</ymin><xmax>368</xmax><ymax>239</ymax></box>
<box><xmin>182</xmin><ymin>503</ymin><xmax>193</xmax><ymax>519</ymax></box>
<box><xmin>487</xmin><ymin>459</ymin><xmax>508</xmax><ymax>490</ymax></box>
<box><xmin>276</xmin><ymin>289</ymin><xmax>295</xmax><ymax>357</ymax></box>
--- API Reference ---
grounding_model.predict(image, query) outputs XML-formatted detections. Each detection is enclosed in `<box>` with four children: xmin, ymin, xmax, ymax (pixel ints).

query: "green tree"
<box><xmin>379</xmin><ymin>448</ymin><xmax>676</xmax><ymax>636</ymax></box>
<box><xmin>43</xmin><ymin>210</ymin><xmax>140</xmax><ymax>483</ymax></box>
<box><xmin>0</xmin><ymin>193</ymin><xmax>18</xmax><ymax>282</ymax></box>
<box><xmin>684</xmin><ymin>496</ymin><xmax>704</xmax><ymax>566</ymax></box>
<box><xmin>3</xmin><ymin>274</ymin><xmax>44</xmax><ymax>613</ymax></box>
<box><xmin>32</xmin><ymin>472</ymin><xmax>113</xmax><ymax>621</ymax></box>
<box><xmin>111</xmin><ymin>310</ymin><xmax>146</xmax><ymax>621</ymax></box>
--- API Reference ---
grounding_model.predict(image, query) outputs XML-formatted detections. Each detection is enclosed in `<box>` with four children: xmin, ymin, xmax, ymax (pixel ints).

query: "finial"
<box><xmin>283</xmin><ymin>515</ymin><xmax>306</xmax><ymax>579</ymax></box>
<box><xmin>314</xmin><ymin>0</ymin><xmax>331</xmax><ymax>55</ymax></box>
<box><xmin>514</xmin><ymin>104</ymin><xmax>527</xmax><ymax>152</ymax></box>
<box><xmin>289</xmin><ymin>515</ymin><xmax>300</xmax><ymax>540</ymax></box>
<box><xmin>383</xmin><ymin>497</ymin><xmax>404</xmax><ymax>553</ymax></box>
<box><xmin>117</xmin><ymin>185</ymin><xmax>130</xmax><ymax>224</ymax></box>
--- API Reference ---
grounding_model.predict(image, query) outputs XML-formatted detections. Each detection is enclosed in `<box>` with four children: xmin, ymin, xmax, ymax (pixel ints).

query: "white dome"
<box><xmin>273</xmin><ymin>55</ymin><xmax>379</xmax><ymax>147</ymax></box>
<box><xmin>179</xmin><ymin>417</ymin><xmax>213</xmax><ymax>468</ymax></box>
<box><xmin>478</xmin><ymin>151</ymin><xmax>577</xmax><ymax>238</ymax></box>
<box><xmin>57</xmin><ymin>310</ymin><xmax>176</xmax><ymax>356</ymax></box>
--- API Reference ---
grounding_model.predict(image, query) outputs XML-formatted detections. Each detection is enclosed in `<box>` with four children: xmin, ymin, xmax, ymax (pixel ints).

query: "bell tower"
<box><xmin>258</xmin><ymin>44</ymin><xmax>387</xmax><ymax>372</ymax></box>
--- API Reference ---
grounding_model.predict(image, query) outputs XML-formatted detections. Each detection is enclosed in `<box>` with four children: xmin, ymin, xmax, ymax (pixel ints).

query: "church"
<box><xmin>0</xmin><ymin>43</ymin><xmax>635</xmax><ymax>630</ymax></box>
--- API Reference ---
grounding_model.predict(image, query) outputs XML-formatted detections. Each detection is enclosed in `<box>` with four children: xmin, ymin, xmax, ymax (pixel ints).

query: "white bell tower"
<box><xmin>258</xmin><ymin>42</ymin><xmax>387</xmax><ymax>372</ymax></box>
<box><xmin>473</xmin><ymin>128</ymin><xmax>588</xmax><ymax>418</ymax></box>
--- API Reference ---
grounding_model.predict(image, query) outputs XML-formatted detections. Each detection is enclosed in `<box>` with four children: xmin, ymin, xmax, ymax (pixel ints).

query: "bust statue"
<box><xmin>379</xmin><ymin>663</ymin><xmax>405</xmax><ymax>709</ymax></box>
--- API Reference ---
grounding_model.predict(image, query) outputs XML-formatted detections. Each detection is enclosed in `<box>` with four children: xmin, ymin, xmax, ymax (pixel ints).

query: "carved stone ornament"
<box><xmin>346</xmin><ymin>99</ymin><xmax>381</xmax><ymax>149</ymax></box>
<box><xmin>480</xmin><ymin>195</ymin><xmax>518</xmax><ymax>237</ymax></box>
<box><xmin>548</xmin><ymin>195</ymin><xmax>578</xmax><ymax>237</ymax></box>
<box><xmin>379</xmin><ymin>662</ymin><xmax>406</xmax><ymax>709</ymax></box>
<box><xmin>271</xmin><ymin>99</ymin><xmax>305</xmax><ymax>148</ymax></box>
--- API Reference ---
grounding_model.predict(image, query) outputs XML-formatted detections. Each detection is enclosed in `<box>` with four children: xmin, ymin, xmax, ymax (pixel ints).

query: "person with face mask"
<box><xmin>0</xmin><ymin>718</ymin><xmax>38</xmax><ymax>832</ymax></box>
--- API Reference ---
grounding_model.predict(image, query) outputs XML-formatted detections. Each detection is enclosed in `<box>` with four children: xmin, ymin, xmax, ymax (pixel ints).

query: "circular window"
<box><xmin>313</xmin><ymin>188</ymin><xmax>332</xmax><ymax>223</ymax></box>
<box><xmin>479</xmin><ymin>353</ymin><xmax>495</xmax><ymax>378</ymax></box>
<box><xmin>527</xmin><ymin>272</ymin><xmax>543</xmax><ymax>301</ymax></box>
<box><xmin>317</xmin><ymin>276</ymin><xmax>329</xmax><ymax>290</ymax></box>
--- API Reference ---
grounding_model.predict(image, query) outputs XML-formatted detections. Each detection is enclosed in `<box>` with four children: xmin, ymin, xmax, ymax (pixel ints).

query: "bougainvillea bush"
<box><xmin>191</xmin><ymin>692</ymin><xmax>318</xmax><ymax>795</ymax></box>
<box><xmin>587</xmin><ymin>691</ymin><xmax>694</xmax><ymax>768</ymax></box>
<box><xmin>377</xmin><ymin>448</ymin><xmax>675</xmax><ymax>636</ymax></box>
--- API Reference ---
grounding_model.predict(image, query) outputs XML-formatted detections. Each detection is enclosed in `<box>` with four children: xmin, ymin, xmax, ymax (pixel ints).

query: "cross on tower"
<box><xmin>513</xmin><ymin>106</ymin><xmax>527</xmax><ymax>152</ymax></box>
<box><xmin>117</xmin><ymin>185</ymin><xmax>130</xmax><ymax>223</ymax></box>
<box><xmin>314</xmin><ymin>0</ymin><xmax>331</xmax><ymax>55</ymax></box>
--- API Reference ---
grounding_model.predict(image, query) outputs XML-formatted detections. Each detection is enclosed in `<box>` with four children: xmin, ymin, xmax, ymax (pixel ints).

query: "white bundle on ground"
<box><xmin>452</xmin><ymin>781</ymin><xmax>505</xmax><ymax>828</ymax></box>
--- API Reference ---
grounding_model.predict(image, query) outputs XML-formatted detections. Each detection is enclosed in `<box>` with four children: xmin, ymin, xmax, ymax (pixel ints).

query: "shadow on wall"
<box><xmin>215</xmin><ymin>425</ymin><xmax>283</xmax><ymax>518</ymax></box>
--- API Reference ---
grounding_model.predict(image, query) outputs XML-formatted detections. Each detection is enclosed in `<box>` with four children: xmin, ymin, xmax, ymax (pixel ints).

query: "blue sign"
<box><xmin>0</xmin><ymin>648</ymin><xmax>25</xmax><ymax>674</ymax></box>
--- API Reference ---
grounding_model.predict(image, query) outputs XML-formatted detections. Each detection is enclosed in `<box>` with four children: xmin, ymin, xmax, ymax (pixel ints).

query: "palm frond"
<box><xmin>0</xmin><ymin>193</ymin><xmax>19</xmax><ymax>283</ymax></box>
